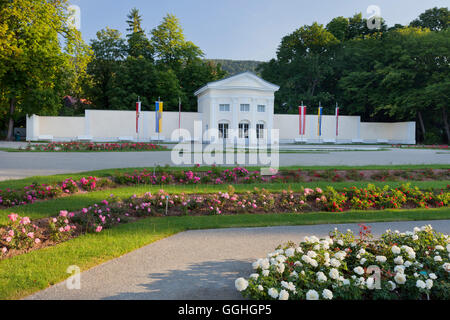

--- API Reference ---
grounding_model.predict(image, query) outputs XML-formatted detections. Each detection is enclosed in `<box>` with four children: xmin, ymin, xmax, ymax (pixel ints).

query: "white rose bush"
<box><xmin>236</xmin><ymin>225</ymin><xmax>450</xmax><ymax>300</ymax></box>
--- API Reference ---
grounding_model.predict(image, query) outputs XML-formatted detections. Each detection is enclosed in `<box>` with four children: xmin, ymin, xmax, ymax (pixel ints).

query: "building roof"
<box><xmin>194</xmin><ymin>71</ymin><xmax>280</xmax><ymax>96</ymax></box>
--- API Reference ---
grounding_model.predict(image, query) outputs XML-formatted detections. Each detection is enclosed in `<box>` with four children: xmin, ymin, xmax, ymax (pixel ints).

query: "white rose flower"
<box><xmin>252</xmin><ymin>260</ymin><xmax>260</xmax><ymax>270</ymax></box>
<box><xmin>313</xmin><ymin>244</ymin><xmax>321</xmax><ymax>251</ymax></box>
<box><xmin>388</xmin><ymin>281</ymin><xmax>396</xmax><ymax>291</ymax></box>
<box><xmin>343</xmin><ymin>279</ymin><xmax>350</xmax><ymax>285</ymax></box>
<box><xmin>426</xmin><ymin>279</ymin><xmax>433</xmax><ymax>289</ymax></box>
<box><xmin>391</xmin><ymin>246</ymin><xmax>401</xmax><ymax>255</ymax></box>
<box><xmin>307</xmin><ymin>250</ymin><xmax>317</xmax><ymax>258</ymax></box>
<box><xmin>268</xmin><ymin>288</ymin><xmax>278</xmax><ymax>299</ymax></box>
<box><xmin>329</xmin><ymin>268</ymin><xmax>340</xmax><ymax>280</ymax></box>
<box><xmin>412</xmin><ymin>235</ymin><xmax>419</xmax><ymax>241</ymax></box>
<box><xmin>258</xmin><ymin>285</ymin><xmax>263</xmax><ymax>291</ymax></box>
<box><xmin>376</xmin><ymin>256</ymin><xmax>387</xmax><ymax>263</ymax></box>
<box><xmin>262</xmin><ymin>270</ymin><xmax>270</xmax><ymax>277</ymax></box>
<box><xmin>337</xmin><ymin>240</ymin><xmax>344</xmax><ymax>246</ymax></box>
<box><xmin>260</xmin><ymin>258</ymin><xmax>270</xmax><ymax>270</ymax></box>
<box><xmin>296</xmin><ymin>247</ymin><xmax>303</xmax><ymax>253</ymax></box>
<box><xmin>429</xmin><ymin>273</ymin><xmax>437</xmax><ymax>280</ymax></box>
<box><xmin>278</xmin><ymin>289</ymin><xmax>289</xmax><ymax>300</ymax></box>
<box><xmin>443</xmin><ymin>263</ymin><xmax>450</xmax><ymax>272</ymax></box>
<box><xmin>404</xmin><ymin>261</ymin><xmax>412</xmax><ymax>268</ymax></box>
<box><xmin>354</xmin><ymin>266</ymin><xmax>364</xmax><ymax>275</ymax></box>
<box><xmin>322</xmin><ymin>289</ymin><xmax>333</xmax><ymax>300</ymax></box>
<box><xmin>235</xmin><ymin>278</ymin><xmax>249</xmax><ymax>291</ymax></box>
<box><xmin>416</xmin><ymin>280</ymin><xmax>426</xmax><ymax>289</ymax></box>
<box><xmin>317</xmin><ymin>271</ymin><xmax>327</xmax><ymax>283</ymax></box>
<box><xmin>306</xmin><ymin>289</ymin><xmax>319</xmax><ymax>300</ymax></box>
<box><xmin>285</xmin><ymin>248</ymin><xmax>295</xmax><ymax>257</ymax></box>
<box><xmin>434</xmin><ymin>256</ymin><xmax>442</xmax><ymax>262</ymax></box>
<box><xmin>309</xmin><ymin>259</ymin><xmax>318</xmax><ymax>268</ymax></box>
<box><xmin>366</xmin><ymin>277</ymin><xmax>376</xmax><ymax>290</ymax></box>
<box><xmin>330</xmin><ymin>258</ymin><xmax>341</xmax><ymax>267</ymax></box>
<box><xmin>290</xmin><ymin>271</ymin><xmax>298</xmax><ymax>278</ymax></box>
<box><xmin>250</xmin><ymin>273</ymin><xmax>259</xmax><ymax>280</ymax></box>
<box><xmin>394</xmin><ymin>265</ymin><xmax>405</xmax><ymax>274</ymax></box>
<box><xmin>446</xmin><ymin>244</ymin><xmax>450</xmax><ymax>253</ymax></box>
<box><xmin>394</xmin><ymin>256</ymin><xmax>404</xmax><ymax>265</ymax></box>
<box><xmin>277</xmin><ymin>263</ymin><xmax>285</xmax><ymax>274</ymax></box>
<box><xmin>394</xmin><ymin>272</ymin><xmax>406</xmax><ymax>285</ymax></box>
<box><xmin>435</xmin><ymin>245</ymin><xmax>444</xmax><ymax>251</ymax></box>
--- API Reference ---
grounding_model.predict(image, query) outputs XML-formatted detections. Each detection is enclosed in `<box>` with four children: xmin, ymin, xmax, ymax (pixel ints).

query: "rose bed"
<box><xmin>235</xmin><ymin>225</ymin><xmax>450</xmax><ymax>300</ymax></box>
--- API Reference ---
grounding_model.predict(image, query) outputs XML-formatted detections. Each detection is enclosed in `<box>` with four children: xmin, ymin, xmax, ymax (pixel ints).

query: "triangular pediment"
<box><xmin>194</xmin><ymin>71</ymin><xmax>279</xmax><ymax>96</ymax></box>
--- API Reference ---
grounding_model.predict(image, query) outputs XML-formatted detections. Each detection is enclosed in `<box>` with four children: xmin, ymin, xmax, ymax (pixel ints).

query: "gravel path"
<box><xmin>26</xmin><ymin>219</ymin><xmax>450</xmax><ymax>300</ymax></box>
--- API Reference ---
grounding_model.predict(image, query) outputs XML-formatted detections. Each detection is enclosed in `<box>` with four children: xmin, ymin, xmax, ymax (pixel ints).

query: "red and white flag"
<box><xmin>136</xmin><ymin>101</ymin><xmax>141</xmax><ymax>133</ymax></box>
<box><xmin>299</xmin><ymin>105</ymin><xmax>307</xmax><ymax>135</ymax></box>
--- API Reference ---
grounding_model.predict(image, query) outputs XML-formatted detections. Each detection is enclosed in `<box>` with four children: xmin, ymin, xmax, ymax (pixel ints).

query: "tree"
<box><xmin>125</xmin><ymin>8</ymin><xmax>153</xmax><ymax>59</ymax></box>
<box><xmin>326</xmin><ymin>17</ymin><xmax>349</xmax><ymax>41</ymax></box>
<box><xmin>410</xmin><ymin>7</ymin><xmax>449</xmax><ymax>31</ymax></box>
<box><xmin>259</xmin><ymin>22</ymin><xmax>340</xmax><ymax>113</ymax></box>
<box><xmin>126</xmin><ymin>8</ymin><xmax>144</xmax><ymax>34</ymax></box>
<box><xmin>0</xmin><ymin>0</ymin><xmax>89</xmax><ymax>140</ymax></box>
<box><xmin>150</xmin><ymin>14</ymin><xmax>203</xmax><ymax>71</ymax></box>
<box><xmin>178</xmin><ymin>60</ymin><xmax>226</xmax><ymax>111</ymax></box>
<box><xmin>85</xmin><ymin>28</ymin><xmax>126</xmax><ymax>109</ymax></box>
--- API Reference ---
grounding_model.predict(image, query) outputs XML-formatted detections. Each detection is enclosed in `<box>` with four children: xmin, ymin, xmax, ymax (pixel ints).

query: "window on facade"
<box><xmin>256</xmin><ymin>123</ymin><xmax>265</xmax><ymax>139</ymax></box>
<box><xmin>219</xmin><ymin>104</ymin><xmax>230</xmax><ymax>112</ymax></box>
<box><xmin>257</xmin><ymin>105</ymin><xmax>266</xmax><ymax>113</ymax></box>
<box><xmin>239</xmin><ymin>123</ymin><xmax>249</xmax><ymax>138</ymax></box>
<box><xmin>240</xmin><ymin>104</ymin><xmax>250</xmax><ymax>112</ymax></box>
<box><xmin>218</xmin><ymin>123</ymin><xmax>229</xmax><ymax>139</ymax></box>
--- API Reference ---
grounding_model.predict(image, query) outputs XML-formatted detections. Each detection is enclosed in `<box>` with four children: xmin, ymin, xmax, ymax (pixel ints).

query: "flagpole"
<box><xmin>178</xmin><ymin>97</ymin><xmax>181</xmax><ymax>130</ymax></box>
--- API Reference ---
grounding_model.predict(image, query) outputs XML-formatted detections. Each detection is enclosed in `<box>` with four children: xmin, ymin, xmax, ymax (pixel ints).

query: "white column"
<box><xmin>267</xmin><ymin>98</ymin><xmax>274</xmax><ymax>144</ymax></box>
<box><xmin>210</xmin><ymin>98</ymin><xmax>216</xmax><ymax>143</ymax></box>
<box><xmin>250</xmin><ymin>98</ymin><xmax>257</xmax><ymax>145</ymax></box>
<box><xmin>232</xmin><ymin>97</ymin><xmax>239</xmax><ymax>144</ymax></box>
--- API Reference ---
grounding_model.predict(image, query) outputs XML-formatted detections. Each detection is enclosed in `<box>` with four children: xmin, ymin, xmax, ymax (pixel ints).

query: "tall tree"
<box><xmin>0</xmin><ymin>0</ymin><xmax>89</xmax><ymax>140</ymax></box>
<box><xmin>150</xmin><ymin>14</ymin><xmax>203</xmax><ymax>71</ymax></box>
<box><xmin>125</xmin><ymin>8</ymin><xmax>153</xmax><ymax>59</ymax></box>
<box><xmin>259</xmin><ymin>22</ymin><xmax>340</xmax><ymax>113</ymax></box>
<box><xmin>126</xmin><ymin>8</ymin><xmax>144</xmax><ymax>34</ymax></box>
<box><xmin>410</xmin><ymin>7</ymin><xmax>449</xmax><ymax>31</ymax></box>
<box><xmin>85</xmin><ymin>28</ymin><xmax>126</xmax><ymax>109</ymax></box>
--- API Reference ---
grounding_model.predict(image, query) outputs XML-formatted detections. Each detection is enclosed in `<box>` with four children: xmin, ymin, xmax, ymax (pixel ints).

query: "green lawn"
<box><xmin>1</xmin><ymin>207</ymin><xmax>450</xmax><ymax>300</ymax></box>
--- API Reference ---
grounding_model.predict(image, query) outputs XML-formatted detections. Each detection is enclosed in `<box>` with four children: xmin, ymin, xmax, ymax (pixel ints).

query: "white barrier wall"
<box><xmin>26</xmin><ymin>110</ymin><xmax>416</xmax><ymax>144</ymax></box>
<box><xmin>26</xmin><ymin>115</ymin><xmax>85</xmax><ymax>140</ymax></box>
<box><xmin>274</xmin><ymin>114</ymin><xmax>361</xmax><ymax>142</ymax></box>
<box><xmin>361</xmin><ymin>122</ymin><xmax>416</xmax><ymax>144</ymax></box>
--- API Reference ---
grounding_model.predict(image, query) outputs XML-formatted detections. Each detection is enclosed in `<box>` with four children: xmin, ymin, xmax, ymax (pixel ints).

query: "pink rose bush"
<box><xmin>1</xmin><ymin>213</ymin><xmax>40</xmax><ymax>251</ymax></box>
<box><xmin>236</xmin><ymin>225</ymin><xmax>450</xmax><ymax>300</ymax></box>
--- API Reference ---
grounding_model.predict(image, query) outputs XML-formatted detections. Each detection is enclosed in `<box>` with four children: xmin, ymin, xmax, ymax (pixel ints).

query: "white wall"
<box><xmin>361</xmin><ymin>122</ymin><xmax>416</xmax><ymax>144</ymax></box>
<box><xmin>274</xmin><ymin>114</ymin><xmax>361</xmax><ymax>142</ymax></box>
<box><xmin>26</xmin><ymin>115</ymin><xmax>85</xmax><ymax>140</ymax></box>
<box><xmin>26</xmin><ymin>110</ymin><xmax>416</xmax><ymax>144</ymax></box>
<box><xmin>85</xmin><ymin>110</ymin><xmax>202</xmax><ymax>141</ymax></box>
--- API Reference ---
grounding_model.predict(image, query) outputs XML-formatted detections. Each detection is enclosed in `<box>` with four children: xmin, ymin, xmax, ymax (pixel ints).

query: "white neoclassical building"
<box><xmin>194</xmin><ymin>71</ymin><xmax>279</xmax><ymax>144</ymax></box>
<box><xmin>26</xmin><ymin>71</ymin><xmax>416</xmax><ymax>144</ymax></box>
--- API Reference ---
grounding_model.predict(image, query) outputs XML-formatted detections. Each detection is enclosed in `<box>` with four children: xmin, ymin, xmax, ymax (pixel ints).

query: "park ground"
<box><xmin>0</xmin><ymin>161</ymin><xmax>449</xmax><ymax>300</ymax></box>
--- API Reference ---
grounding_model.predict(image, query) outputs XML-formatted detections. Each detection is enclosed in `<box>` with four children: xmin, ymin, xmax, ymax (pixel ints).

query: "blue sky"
<box><xmin>70</xmin><ymin>0</ymin><xmax>448</xmax><ymax>61</ymax></box>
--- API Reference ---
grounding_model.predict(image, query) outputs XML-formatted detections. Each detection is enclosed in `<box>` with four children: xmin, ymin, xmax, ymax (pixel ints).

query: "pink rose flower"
<box><xmin>95</xmin><ymin>226</ymin><xmax>102</xmax><ymax>233</ymax></box>
<box><xmin>8</xmin><ymin>213</ymin><xmax>19</xmax><ymax>222</ymax></box>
